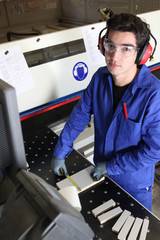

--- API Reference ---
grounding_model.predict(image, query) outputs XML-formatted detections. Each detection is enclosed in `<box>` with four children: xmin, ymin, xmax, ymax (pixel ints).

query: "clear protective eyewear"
<box><xmin>103</xmin><ymin>38</ymin><xmax>140</xmax><ymax>57</ymax></box>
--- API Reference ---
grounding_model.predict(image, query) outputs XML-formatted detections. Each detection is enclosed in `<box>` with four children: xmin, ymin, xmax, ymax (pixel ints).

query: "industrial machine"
<box><xmin>0</xmin><ymin>9</ymin><xmax>160</xmax><ymax>239</ymax></box>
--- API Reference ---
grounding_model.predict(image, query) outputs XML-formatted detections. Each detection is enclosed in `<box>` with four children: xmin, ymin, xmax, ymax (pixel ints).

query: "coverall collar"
<box><xmin>106</xmin><ymin>64</ymin><xmax>152</xmax><ymax>119</ymax></box>
<box><xmin>131</xmin><ymin>64</ymin><xmax>152</xmax><ymax>93</ymax></box>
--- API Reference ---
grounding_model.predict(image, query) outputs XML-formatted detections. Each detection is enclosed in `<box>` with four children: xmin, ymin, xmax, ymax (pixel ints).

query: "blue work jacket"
<box><xmin>54</xmin><ymin>65</ymin><xmax>160</xmax><ymax>191</ymax></box>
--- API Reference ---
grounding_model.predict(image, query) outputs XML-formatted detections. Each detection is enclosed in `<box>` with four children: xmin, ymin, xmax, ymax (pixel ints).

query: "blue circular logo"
<box><xmin>73</xmin><ymin>62</ymin><xmax>88</xmax><ymax>81</ymax></box>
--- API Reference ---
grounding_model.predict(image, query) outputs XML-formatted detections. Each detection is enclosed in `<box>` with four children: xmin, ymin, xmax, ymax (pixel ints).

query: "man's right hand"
<box><xmin>51</xmin><ymin>156</ymin><xmax>67</xmax><ymax>176</ymax></box>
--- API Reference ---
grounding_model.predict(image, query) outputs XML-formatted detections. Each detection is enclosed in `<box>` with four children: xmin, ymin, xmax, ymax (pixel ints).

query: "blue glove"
<box><xmin>51</xmin><ymin>156</ymin><xmax>67</xmax><ymax>176</ymax></box>
<box><xmin>90</xmin><ymin>162</ymin><xmax>108</xmax><ymax>181</ymax></box>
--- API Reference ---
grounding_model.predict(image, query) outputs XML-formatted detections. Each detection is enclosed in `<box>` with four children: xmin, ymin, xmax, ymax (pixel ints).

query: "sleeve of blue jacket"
<box><xmin>53</xmin><ymin>73</ymin><xmax>94</xmax><ymax>159</ymax></box>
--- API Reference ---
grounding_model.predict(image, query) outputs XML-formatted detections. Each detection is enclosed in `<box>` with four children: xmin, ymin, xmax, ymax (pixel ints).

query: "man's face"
<box><xmin>105</xmin><ymin>30</ymin><xmax>138</xmax><ymax>84</ymax></box>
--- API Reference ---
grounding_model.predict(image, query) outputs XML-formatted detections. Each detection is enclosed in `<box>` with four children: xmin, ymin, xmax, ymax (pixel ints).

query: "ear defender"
<box><xmin>136</xmin><ymin>42</ymin><xmax>153</xmax><ymax>65</ymax></box>
<box><xmin>99</xmin><ymin>36</ymin><xmax>106</xmax><ymax>56</ymax></box>
<box><xmin>98</xmin><ymin>27</ymin><xmax>157</xmax><ymax>65</ymax></box>
<box><xmin>97</xmin><ymin>27</ymin><xmax>107</xmax><ymax>56</ymax></box>
<box><xmin>136</xmin><ymin>31</ymin><xmax>157</xmax><ymax>65</ymax></box>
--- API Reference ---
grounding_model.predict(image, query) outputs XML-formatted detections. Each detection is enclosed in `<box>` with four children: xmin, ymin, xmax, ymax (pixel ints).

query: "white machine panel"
<box><xmin>0</xmin><ymin>10</ymin><xmax>160</xmax><ymax>114</ymax></box>
<box><xmin>0</xmin><ymin>22</ymin><xmax>106</xmax><ymax>113</ymax></box>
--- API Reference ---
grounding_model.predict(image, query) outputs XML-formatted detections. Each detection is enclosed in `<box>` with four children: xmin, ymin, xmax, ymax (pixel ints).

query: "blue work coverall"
<box><xmin>54</xmin><ymin>64</ymin><xmax>160</xmax><ymax>210</ymax></box>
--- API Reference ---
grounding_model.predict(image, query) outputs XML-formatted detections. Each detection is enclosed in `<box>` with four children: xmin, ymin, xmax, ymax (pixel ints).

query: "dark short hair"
<box><xmin>106</xmin><ymin>13</ymin><xmax>150</xmax><ymax>48</ymax></box>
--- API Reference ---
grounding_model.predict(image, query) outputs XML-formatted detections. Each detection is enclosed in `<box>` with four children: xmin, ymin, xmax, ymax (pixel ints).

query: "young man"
<box><xmin>51</xmin><ymin>13</ymin><xmax>160</xmax><ymax>211</ymax></box>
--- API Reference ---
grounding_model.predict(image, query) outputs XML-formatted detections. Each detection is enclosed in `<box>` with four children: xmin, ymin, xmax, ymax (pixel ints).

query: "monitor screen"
<box><xmin>0</xmin><ymin>79</ymin><xmax>27</xmax><ymax>180</ymax></box>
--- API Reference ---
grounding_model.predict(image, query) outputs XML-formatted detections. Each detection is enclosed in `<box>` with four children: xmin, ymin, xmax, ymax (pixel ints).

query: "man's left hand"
<box><xmin>90</xmin><ymin>162</ymin><xmax>108</xmax><ymax>181</ymax></box>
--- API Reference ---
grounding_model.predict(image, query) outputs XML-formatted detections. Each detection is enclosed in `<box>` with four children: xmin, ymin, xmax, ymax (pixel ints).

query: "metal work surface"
<box><xmin>24</xmin><ymin>127</ymin><xmax>160</xmax><ymax>240</ymax></box>
<box><xmin>80</xmin><ymin>179</ymin><xmax>160</xmax><ymax>239</ymax></box>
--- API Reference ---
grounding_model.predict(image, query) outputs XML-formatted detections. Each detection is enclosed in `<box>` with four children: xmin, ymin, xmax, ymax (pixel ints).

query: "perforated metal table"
<box><xmin>24</xmin><ymin>127</ymin><xmax>160</xmax><ymax>240</ymax></box>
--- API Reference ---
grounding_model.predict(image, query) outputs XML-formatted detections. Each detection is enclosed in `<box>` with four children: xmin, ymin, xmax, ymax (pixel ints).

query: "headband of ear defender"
<box><xmin>98</xmin><ymin>27</ymin><xmax>157</xmax><ymax>65</ymax></box>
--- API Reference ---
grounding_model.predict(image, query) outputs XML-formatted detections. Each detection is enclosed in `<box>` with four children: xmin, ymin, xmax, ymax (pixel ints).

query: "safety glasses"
<box><xmin>103</xmin><ymin>38</ymin><xmax>140</xmax><ymax>57</ymax></box>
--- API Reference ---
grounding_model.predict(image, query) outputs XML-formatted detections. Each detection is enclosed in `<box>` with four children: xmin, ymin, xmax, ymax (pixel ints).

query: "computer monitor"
<box><xmin>0</xmin><ymin>169</ymin><xmax>94</xmax><ymax>240</ymax></box>
<box><xmin>0</xmin><ymin>79</ymin><xmax>94</xmax><ymax>239</ymax></box>
<box><xmin>0</xmin><ymin>79</ymin><xmax>27</xmax><ymax>182</ymax></box>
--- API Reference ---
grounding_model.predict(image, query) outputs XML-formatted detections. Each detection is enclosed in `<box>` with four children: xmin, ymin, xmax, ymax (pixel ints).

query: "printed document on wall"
<box><xmin>0</xmin><ymin>45</ymin><xmax>35</xmax><ymax>95</ymax></box>
<box><xmin>81</xmin><ymin>23</ymin><xmax>106</xmax><ymax>67</ymax></box>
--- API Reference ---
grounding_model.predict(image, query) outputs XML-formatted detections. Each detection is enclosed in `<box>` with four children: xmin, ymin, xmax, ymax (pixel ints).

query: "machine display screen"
<box><xmin>24</xmin><ymin>39</ymin><xmax>85</xmax><ymax>67</ymax></box>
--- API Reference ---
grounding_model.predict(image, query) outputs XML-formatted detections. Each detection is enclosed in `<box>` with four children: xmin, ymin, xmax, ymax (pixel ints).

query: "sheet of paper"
<box><xmin>0</xmin><ymin>45</ymin><xmax>35</xmax><ymax>95</ymax></box>
<box><xmin>81</xmin><ymin>24</ymin><xmax>106</xmax><ymax>67</ymax></box>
